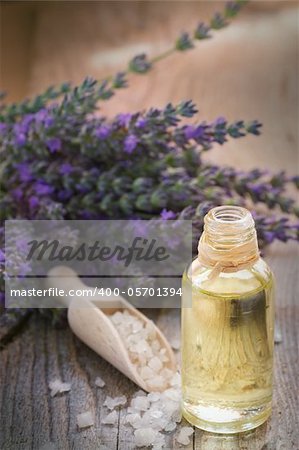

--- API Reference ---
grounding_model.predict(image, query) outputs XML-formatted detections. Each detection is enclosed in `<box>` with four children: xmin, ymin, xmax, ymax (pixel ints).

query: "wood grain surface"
<box><xmin>0</xmin><ymin>242</ymin><xmax>298</xmax><ymax>450</ymax></box>
<box><xmin>0</xmin><ymin>2</ymin><xmax>298</xmax><ymax>449</ymax></box>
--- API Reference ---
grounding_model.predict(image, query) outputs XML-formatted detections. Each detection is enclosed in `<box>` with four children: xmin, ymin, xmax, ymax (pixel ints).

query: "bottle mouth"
<box><xmin>205</xmin><ymin>206</ymin><xmax>255</xmax><ymax>234</ymax></box>
<box><xmin>209</xmin><ymin>206</ymin><xmax>250</xmax><ymax>224</ymax></box>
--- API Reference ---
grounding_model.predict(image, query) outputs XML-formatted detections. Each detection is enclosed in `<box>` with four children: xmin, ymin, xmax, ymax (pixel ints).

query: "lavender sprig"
<box><xmin>0</xmin><ymin>1</ymin><xmax>247</xmax><ymax>120</ymax></box>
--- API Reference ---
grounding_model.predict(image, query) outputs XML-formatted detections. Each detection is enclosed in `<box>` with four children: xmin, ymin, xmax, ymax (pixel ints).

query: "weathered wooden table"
<box><xmin>0</xmin><ymin>242</ymin><xmax>298</xmax><ymax>450</ymax></box>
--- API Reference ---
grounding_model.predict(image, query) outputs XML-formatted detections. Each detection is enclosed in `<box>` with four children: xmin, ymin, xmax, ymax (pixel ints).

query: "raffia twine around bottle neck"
<box><xmin>197</xmin><ymin>206</ymin><xmax>260</xmax><ymax>280</ymax></box>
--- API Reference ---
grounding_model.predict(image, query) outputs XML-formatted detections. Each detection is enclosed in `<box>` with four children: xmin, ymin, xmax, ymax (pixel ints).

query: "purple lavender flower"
<box><xmin>135</xmin><ymin>117</ymin><xmax>147</xmax><ymax>129</ymax></box>
<box><xmin>22</xmin><ymin>113</ymin><xmax>35</xmax><ymax>128</ymax></box>
<box><xmin>95</xmin><ymin>124</ymin><xmax>112</xmax><ymax>139</ymax></box>
<box><xmin>57</xmin><ymin>189</ymin><xmax>72</xmax><ymax>201</ymax></box>
<box><xmin>160</xmin><ymin>209</ymin><xmax>176</xmax><ymax>220</ymax></box>
<box><xmin>16</xmin><ymin>163</ymin><xmax>32</xmax><ymax>182</ymax></box>
<box><xmin>35</xmin><ymin>108</ymin><xmax>48</xmax><ymax>124</ymax></box>
<box><xmin>12</xmin><ymin>188</ymin><xmax>23</xmax><ymax>200</ymax></box>
<box><xmin>14</xmin><ymin>132</ymin><xmax>27</xmax><ymax>147</ymax></box>
<box><xmin>214</xmin><ymin>116</ymin><xmax>227</xmax><ymax>127</ymax></box>
<box><xmin>176</xmin><ymin>32</ymin><xmax>194</xmax><ymax>51</ymax></box>
<box><xmin>129</xmin><ymin>54</ymin><xmax>151</xmax><ymax>74</ymax></box>
<box><xmin>124</xmin><ymin>134</ymin><xmax>138</xmax><ymax>154</ymax></box>
<box><xmin>29</xmin><ymin>196</ymin><xmax>39</xmax><ymax>210</ymax></box>
<box><xmin>117</xmin><ymin>113</ymin><xmax>132</xmax><ymax>127</ymax></box>
<box><xmin>194</xmin><ymin>23</ymin><xmax>211</xmax><ymax>40</ymax></box>
<box><xmin>80</xmin><ymin>210</ymin><xmax>95</xmax><ymax>219</ymax></box>
<box><xmin>14</xmin><ymin>119</ymin><xmax>30</xmax><ymax>135</ymax></box>
<box><xmin>184</xmin><ymin>124</ymin><xmax>208</xmax><ymax>141</ymax></box>
<box><xmin>59</xmin><ymin>163</ymin><xmax>73</xmax><ymax>175</ymax></box>
<box><xmin>75</xmin><ymin>184</ymin><xmax>89</xmax><ymax>193</ymax></box>
<box><xmin>46</xmin><ymin>137</ymin><xmax>62</xmax><ymax>153</ymax></box>
<box><xmin>33</xmin><ymin>182</ymin><xmax>54</xmax><ymax>196</ymax></box>
<box><xmin>0</xmin><ymin>123</ymin><xmax>7</xmax><ymax>134</ymax></box>
<box><xmin>0</xmin><ymin>249</ymin><xmax>5</xmax><ymax>262</ymax></box>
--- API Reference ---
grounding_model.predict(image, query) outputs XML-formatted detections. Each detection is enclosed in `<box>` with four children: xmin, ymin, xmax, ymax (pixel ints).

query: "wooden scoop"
<box><xmin>46</xmin><ymin>266</ymin><xmax>176</xmax><ymax>392</ymax></box>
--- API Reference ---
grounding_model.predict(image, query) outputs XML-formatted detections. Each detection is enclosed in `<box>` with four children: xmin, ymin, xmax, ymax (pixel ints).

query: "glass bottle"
<box><xmin>181</xmin><ymin>206</ymin><xmax>275</xmax><ymax>434</ymax></box>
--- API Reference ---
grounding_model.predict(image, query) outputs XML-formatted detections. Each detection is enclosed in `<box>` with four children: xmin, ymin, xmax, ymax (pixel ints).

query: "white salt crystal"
<box><xmin>148</xmin><ymin>356</ymin><xmax>163</xmax><ymax>372</ymax></box>
<box><xmin>49</xmin><ymin>379</ymin><xmax>71</xmax><ymax>397</ymax></box>
<box><xmin>176</xmin><ymin>426</ymin><xmax>194</xmax><ymax>445</ymax></box>
<box><xmin>151</xmin><ymin>339</ymin><xmax>161</xmax><ymax>352</ymax></box>
<box><xmin>77</xmin><ymin>411</ymin><xmax>94</xmax><ymax>429</ymax></box>
<box><xmin>145</xmin><ymin>321</ymin><xmax>156</xmax><ymax>339</ymax></box>
<box><xmin>148</xmin><ymin>392</ymin><xmax>161</xmax><ymax>402</ymax></box>
<box><xmin>134</xmin><ymin>428</ymin><xmax>158</xmax><ymax>447</ymax></box>
<box><xmin>95</xmin><ymin>376</ymin><xmax>105</xmax><ymax>388</ymax></box>
<box><xmin>107</xmin><ymin>310</ymin><xmax>180</xmax><ymax>394</ymax></box>
<box><xmin>147</xmin><ymin>375</ymin><xmax>165</xmax><ymax>390</ymax></box>
<box><xmin>102</xmin><ymin>410</ymin><xmax>118</xmax><ymax>424</ymax></box>
<box><xmin>127</xmin><ymin>406</ymin><xmax>138</xmax><ymax>414</ymax></box>
<box><xmin>132</xmin><ymin>321</ymin><xmax>143</xmax><ymax>333</ymax></box>
<box><xmin>170</xmin><ymin>372</ymin><xmax>181</xmax><ymax>387</ymax></box>
<box><xmin>170</xmin><ymin>337</ymin><xmax>180</xmax><ymax>351</ymax></box>
<box><xmin>139</xmin><ymin>365</ymin><xmax>155</xmax><ymax>380</ymax></box>
<box><xmin>131</xmin><ymin>396</ymin><xmax>150</xmax><ymax>411</ymax></box>
<box><xmin>150</xmin><ymin>410</ymin><xmax>163</xmax><ymax>419</ymax></box>
<box><xmin>104</xmin><ymin>395</ymin><xmax>127</xmax><ymax>410</ymax></box>
<box><xmin>110</xmin><ymin>311</ymin><xmax>124</xmax><ymax>325</ymax></box>
<box><xmin>160</xmin><ymin>368</ymin><xmax>174</xmax><ymax>379</ymax></box>
<box><xmin>274</xmin><ymin>327</ymin><xmax>283</xmax><ymax>344</ymax></box>
<box><xmin>140</xmin><ymin>411</ymin><xmax>167</xmax><ymax>431</ymax></box>
<box><xmin>152</xmin><ymin>433</ymin><xmax>166</xmax><ymax>450</ymax></box>
<box><xmin>172</xmin><ymin>408</ymin><xmax>182</xmax><ymax>423</ymax></box>
<box><xmin>162</xmin><ymin>399</ymin><xmax>179</xmax><ymax>418</ymax></box>
<box><xmin>125</xmin><ymin>413</ymin><xmax>142</xmax><ymax>428</ymax></box>
<box><xmin>133</xmin><ymin>389</ymin><xmax>147</xmax><ymax>397</ymax></box>
<box><xmin>134</xmin><ymin>339</ymin><xmax>150</xmax><ymax>354</ymax></box>
<box><xmin>164</xmin><ymin>421</ymin><xmax>177</xmax><ymax>432</ymax></box>
<box><xmin>164</xmin><ymin>388</ymin><xmax>180</xmax><ymax>402</ymax></box>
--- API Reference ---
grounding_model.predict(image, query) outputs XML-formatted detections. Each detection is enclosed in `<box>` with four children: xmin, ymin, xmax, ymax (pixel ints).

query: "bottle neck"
<box><xmin>197</xmin><ymin>206</ymin><xmax>260</xmax><ymax>277</ymax></box>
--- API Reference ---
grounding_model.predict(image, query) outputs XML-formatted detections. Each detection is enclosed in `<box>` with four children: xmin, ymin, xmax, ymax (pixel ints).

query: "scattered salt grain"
<box><xmin>164</xmin><ymin>421</ymin><xmax>177</xmax><ymax>432</ymax></box>
<box><xmin>77</xmin><ymin>411</ymin><xmax>94</xmax><ymax>429</ymax></box>
<box><xmin>49</xmin><ymin>379</ymin><xmax>71</xmax><ymax>397</ymax></box>
<box><xmin>133</xmin><ymin>389</ymin><xmax>147</xmax><ymax>397</ymax></box>
<box><xmin>125</xmin><ymin>413</ymin><xmax>142</xmax><ymax>428</ymax></box>
<box><xmin>102</xmin><ymin>410</ymin><xmax>118</xmax><ymax>424</ymax></box>
<box><xmin>169</xmin><ymin>337</ymin><xmax>180</xmax><ymax>351</ymax></box>
<box><xmin>95</xmin><ymin>376</ymin><xmax>105</xmax><ymax>388</ymax></box>
<box><xmin>170</xmin><ymin>372</ymin><xmax>181</xmax><ymax>387</ymax></box>
<box><xmin>274</xmin><ymin>326</ymin><xmax>283</xmax><ymax>344</ymax></box>
<box><xmin>131</xmin><ymin>396</ymin><xmax>150</xmax><ymax>411</ymax></box>
<box><xmin>134</xmin><ymin>428</ymin><xmax>159</xmax><ymax>447</ymax></box>
<box><xmin>176</xmin><ymin>426</ymin><xmax>194</xmax><ymax>445</ymax></box>
<box><xmin>104</xmin><ymin>395</ymin><xmax>127</xmax><ymax>410</ymax></box>
<box><xmin>148</xmin><ymin>392</ymin><xmax>161</xmax><ymax>402</ymax></box>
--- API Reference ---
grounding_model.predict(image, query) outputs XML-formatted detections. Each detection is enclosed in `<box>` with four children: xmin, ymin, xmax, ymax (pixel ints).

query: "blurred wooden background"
<box><xmin>1</xmin><ymin>1</ymin><xmax>298</xmax><ymax>174</ymax></box>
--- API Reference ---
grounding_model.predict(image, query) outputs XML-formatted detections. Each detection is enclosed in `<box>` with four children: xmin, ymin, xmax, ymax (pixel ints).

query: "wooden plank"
<box><xmin>0</xmin><ymin>242</ymin><xmax>298</xmax><ymax>449</ymax></box>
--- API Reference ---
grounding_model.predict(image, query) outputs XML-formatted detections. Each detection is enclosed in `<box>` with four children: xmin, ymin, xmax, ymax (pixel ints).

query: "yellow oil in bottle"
<box><xmin>181</xmin><ymin>207</ymin><xmax>275</xmax><ymax>434</ymax></box>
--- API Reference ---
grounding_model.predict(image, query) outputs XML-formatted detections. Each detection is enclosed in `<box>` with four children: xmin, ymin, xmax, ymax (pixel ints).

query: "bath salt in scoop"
<box><xmin>46</xmin><ymin>266</ymin><xmax>176</xmax><ymax>392</ymax></box>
